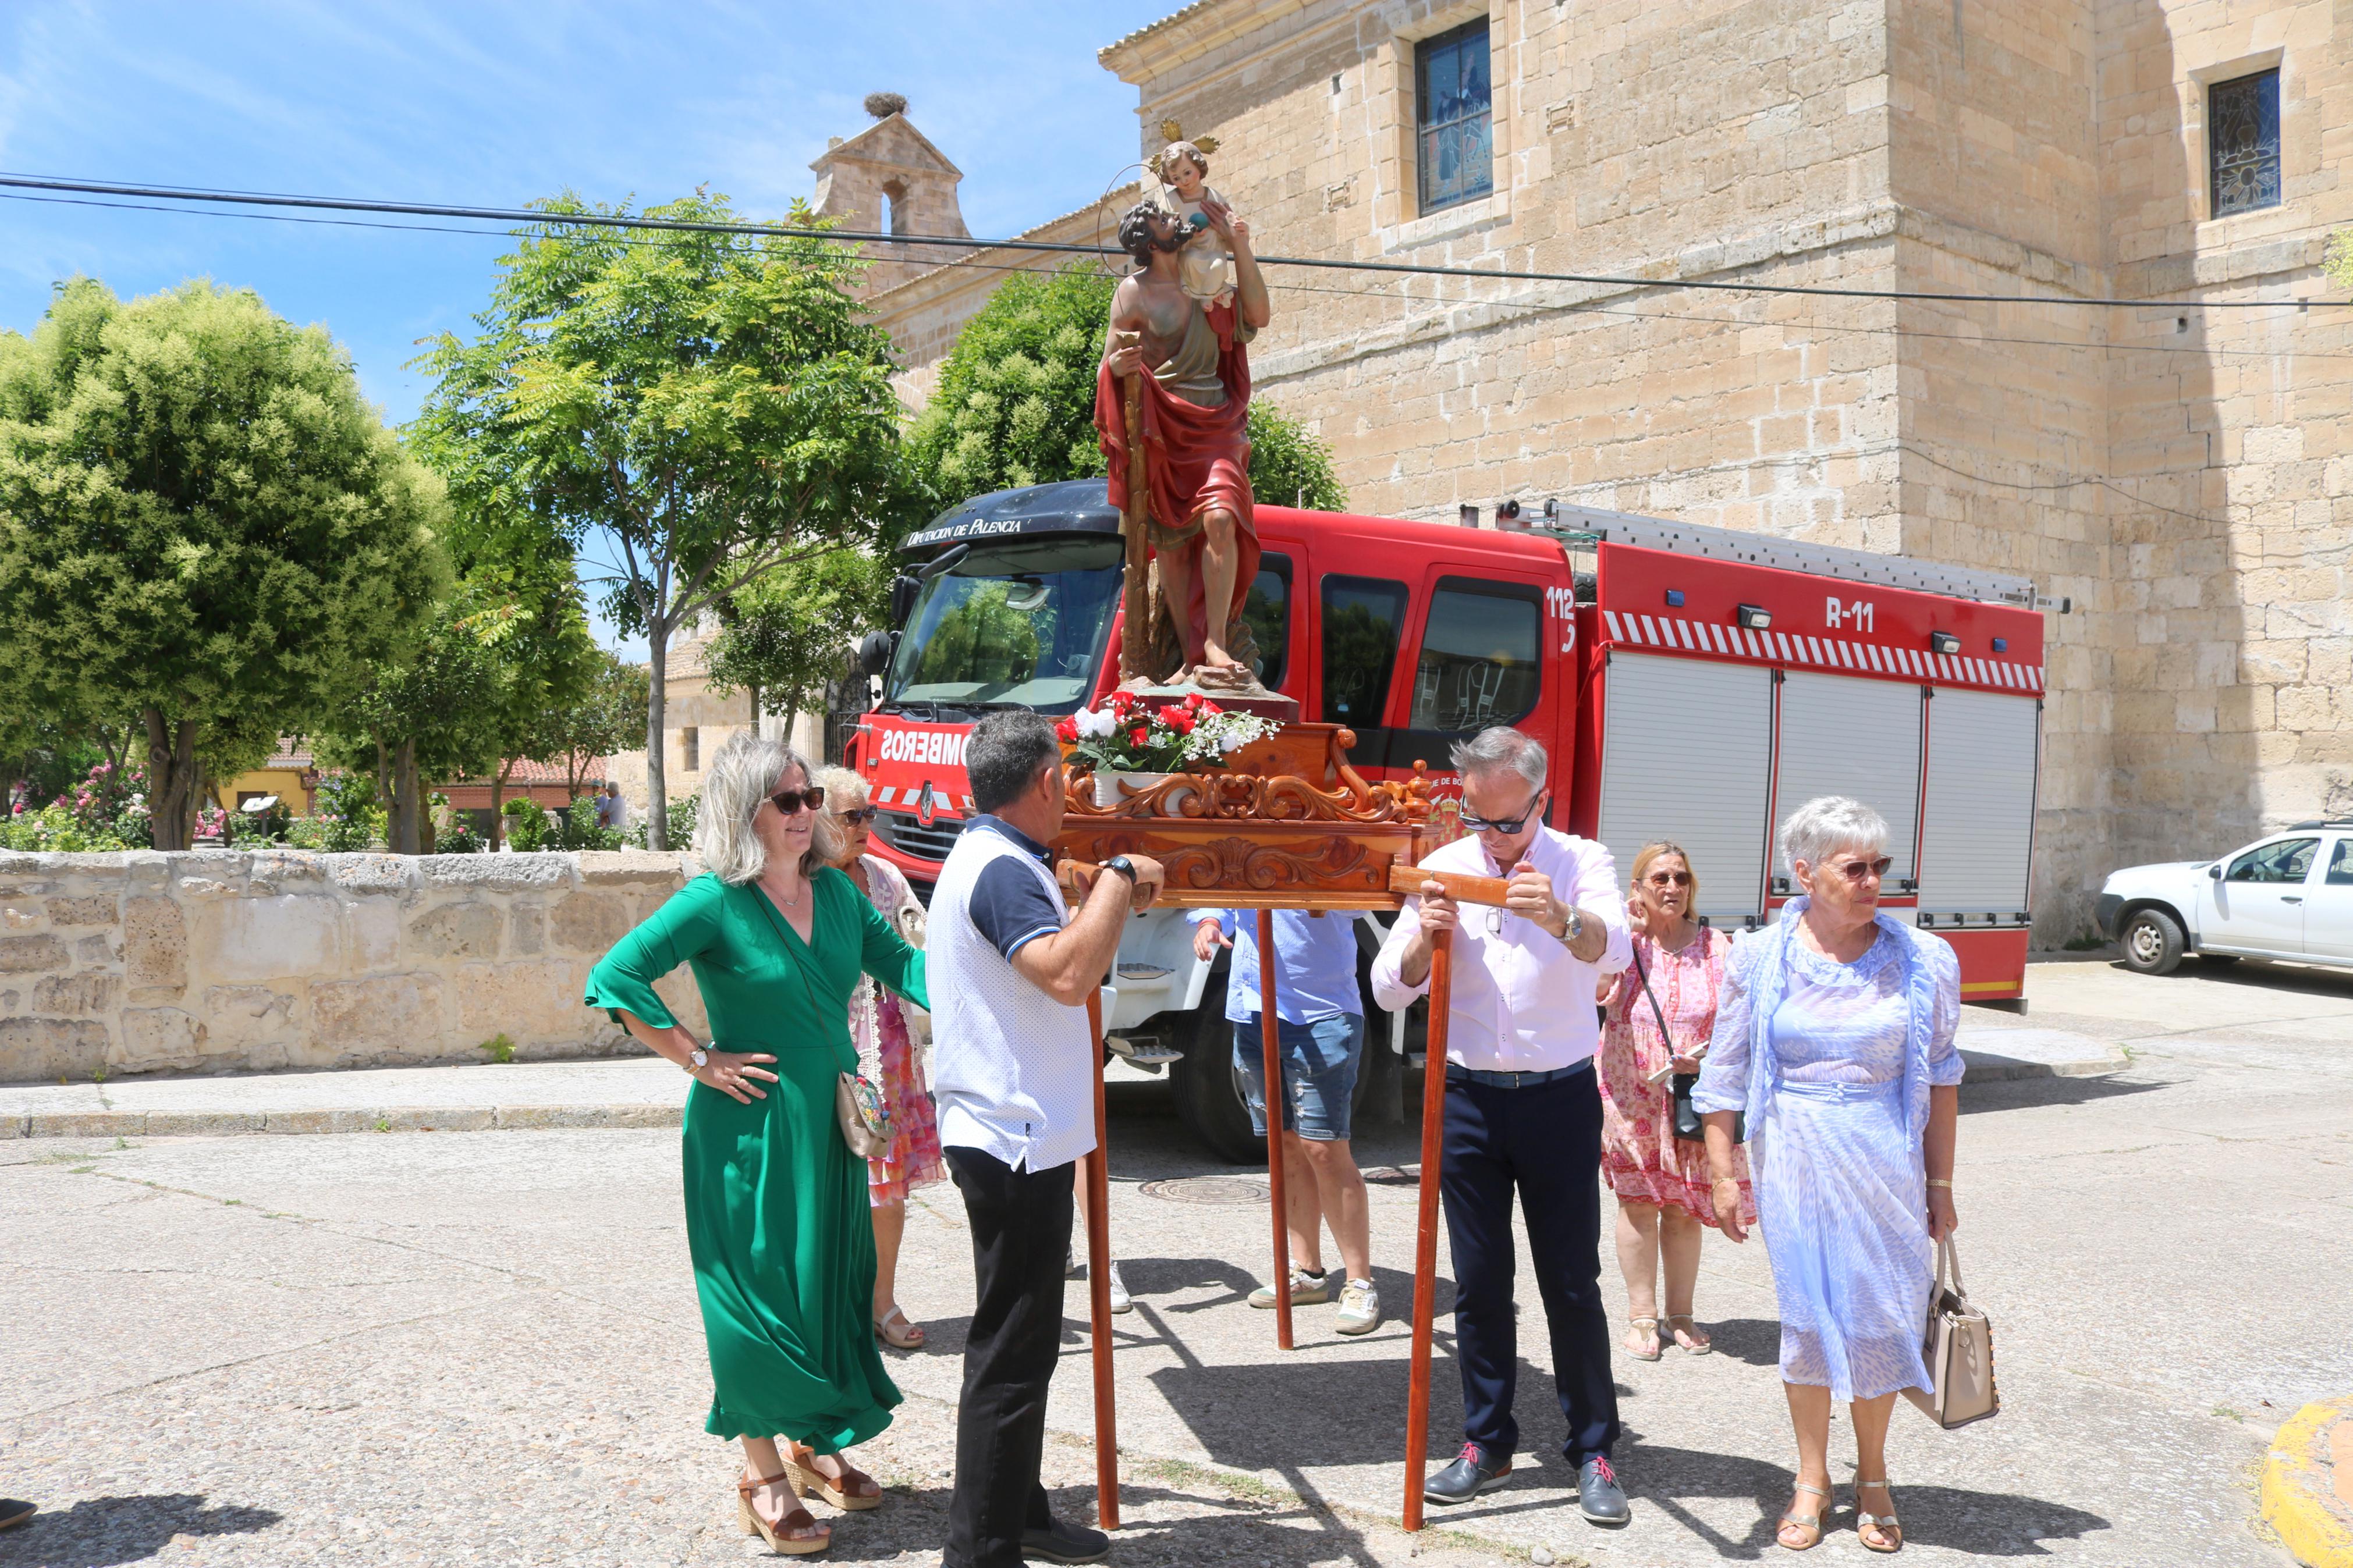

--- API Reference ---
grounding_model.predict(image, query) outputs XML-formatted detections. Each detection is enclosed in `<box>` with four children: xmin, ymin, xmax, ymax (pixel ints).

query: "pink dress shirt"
<box><xmin>1371</xmin><ymin>824</ymin><xmax>1634</xmax><ymax>1072</ymax></box>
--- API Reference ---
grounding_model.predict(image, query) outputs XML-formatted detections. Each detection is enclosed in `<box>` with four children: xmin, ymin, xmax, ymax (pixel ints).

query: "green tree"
<box><xmin>2327</xmin><ymin>229</ymin><xmax>2353</xmax><ymax>293</ymax></box>
<box><xmin>316</xmin><ymin>592</ymin><xmax>504</xmax><ymax>852</ymax></box>
<box><xmin>904</xmin><ymin>261</ymin><xmax>1349</xmax><ymax>513</ymax></box>
<box><xmin>534</xmin><ymin>648</ymin><xmax>649</xmax><ymax>802</ymax></box>
<box><xmin>411</xmin><ymin>192</ymin><xmax>905</xmax><ymax>847</ymax></box>
<box><xmin>0</xmin><ymin>278</ymin><xmax>446</xmax><ymax>849</ymax></box>
<box><xmin>704</xmin><ymin>548</ymin><xmax>887</xmax><ymax>749</ymax></box>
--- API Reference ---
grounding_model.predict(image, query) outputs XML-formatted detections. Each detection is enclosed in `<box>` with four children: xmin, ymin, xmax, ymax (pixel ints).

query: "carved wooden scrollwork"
<box><xmin>1161</xmin><ymin>834</ymin><xmax>1376</xmax><ymax>894</ymax></box>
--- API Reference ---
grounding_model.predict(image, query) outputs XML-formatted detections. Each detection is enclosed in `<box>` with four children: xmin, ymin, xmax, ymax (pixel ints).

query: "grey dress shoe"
<box><xmin>0</xmin><ymin>1499</ymin><xmax>33</xmax><ymax>1531</ymax></box>
<box><xmin>1022</xmin><ymin>1514</ymin><xmax>1110</xmax><ymax>1562</ymax></box>
<box><xmin>1424</xmin><ymin>1441</ymin><xmax>1512</xmax><ymax>1503</ymax></box>
<box><xmin>1577</xmin><ymin>1454</ymin><xmax>1630</xmax><ymax>1525</ymax></box>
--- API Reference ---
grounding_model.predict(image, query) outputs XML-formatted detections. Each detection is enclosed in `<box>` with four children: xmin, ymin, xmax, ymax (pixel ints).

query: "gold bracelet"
<box><xmin>1926</xmin><ymin>1178</ymin><xmax>1953</xmax><ymax>1189</ymax></box>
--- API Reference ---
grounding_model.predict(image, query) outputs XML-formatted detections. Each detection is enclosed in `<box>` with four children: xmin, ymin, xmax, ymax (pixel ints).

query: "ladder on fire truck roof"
<box><xmin>1529</xmin><ymin>503</ymin><xmax>2065</xmax><ymax>612</ymax></box>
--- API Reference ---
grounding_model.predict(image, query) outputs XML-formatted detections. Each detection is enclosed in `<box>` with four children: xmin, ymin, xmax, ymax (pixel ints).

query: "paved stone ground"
<box><xmin>2</xmin><ymin>959</ymin><xmax>2347</xmax><ymax>1567</ymax></box>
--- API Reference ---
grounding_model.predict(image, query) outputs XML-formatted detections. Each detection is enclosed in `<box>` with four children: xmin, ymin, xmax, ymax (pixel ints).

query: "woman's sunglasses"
<box><xmin>839</xmin><ymin>806</ymin><xmax>879</xmax><ymax>826</ymax></box>
<box><xmin>767</xmin><ymin>785</ymin><xmax>826</xmax><ymax>815</ymax></box>
<box><xmin>1828</xmin><ymin>856</ymin><xmax>1893</xmax><ymax>881</ymax></box>
<box><xmin>1645</xmin><ymin>871</ymin><xmax>1692</xmax><ymax>888</ymax></box>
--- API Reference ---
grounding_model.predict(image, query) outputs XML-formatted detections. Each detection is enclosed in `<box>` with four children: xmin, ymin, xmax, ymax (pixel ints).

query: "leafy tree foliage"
<box><xmin>535</xmin><ymin>649</ymin><xmax>649</xmax><ymax>801</ymax></box>
<box><xmin>411</xmin><ymin>192</ymin><xmax>904</xmax><ymax>846</ymax></box>
<box><xmin>704</xmin><ymin>548</ymin><xmax>887</xmax><ymax>746</ymax></box>
<box><xmin>0</xmin><ymin>278</ymin><xmax>447</xmax><ymax>848</ymax></box>
<box><xmin>903</xmin><ymin>261</ymin><xmax>1348</xmax><ymax>514</ymax></box>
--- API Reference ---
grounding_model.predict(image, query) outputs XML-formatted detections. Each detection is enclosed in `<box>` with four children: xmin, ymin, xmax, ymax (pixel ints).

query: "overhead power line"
<box><xmin>0</xmin><ymin>170</ymin><xmax>2332</xmax><ymax>313</ymax></box>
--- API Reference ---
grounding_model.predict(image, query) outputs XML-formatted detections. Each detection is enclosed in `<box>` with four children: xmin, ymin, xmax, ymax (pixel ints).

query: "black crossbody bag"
<box><xmin>1628</xmin><ymin>940</ymin><xmax>1744</xmax><ymax>1144</ymax></box>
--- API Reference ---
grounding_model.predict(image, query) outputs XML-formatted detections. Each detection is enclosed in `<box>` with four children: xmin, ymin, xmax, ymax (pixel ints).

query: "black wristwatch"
<box><xmin>1102</xmin><ymin>855</ymin><xmax>1138</xmax><ymax>884</ymax></box>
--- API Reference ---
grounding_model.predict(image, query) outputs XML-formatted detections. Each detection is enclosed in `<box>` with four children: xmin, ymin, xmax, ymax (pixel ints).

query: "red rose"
<box><xmin>1199</xmin><ymin>699</ymin><xmax>1222</xmax><ymax>716</ymax></box>
<box><xmin>1130</xmin><ymin>727</ymin><xmax>1149</xmax><ymax>747</ymax></box>
<box><xmin>1055</xmin><ymin>717</ymin><xmax>1080</xmax><ymax>743</ymax></box>
<box><xmin>1158</xmin><ymin>705</ymin><xmax>1195</xmax><ymax>733</ymax></box>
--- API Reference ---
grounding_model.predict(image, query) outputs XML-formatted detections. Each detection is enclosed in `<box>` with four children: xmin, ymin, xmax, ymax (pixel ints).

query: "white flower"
<box><xmin>1076</xmin><ymin>707</ymin><xmax>1119</xmax><ymax>739</ymax></box>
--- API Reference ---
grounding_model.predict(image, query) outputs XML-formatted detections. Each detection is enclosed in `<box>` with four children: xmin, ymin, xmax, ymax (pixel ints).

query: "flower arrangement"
<box><xmin>1054</xmin><ymin>689</ymin><xmax>1278</xmax><ymax>774</ymax></box>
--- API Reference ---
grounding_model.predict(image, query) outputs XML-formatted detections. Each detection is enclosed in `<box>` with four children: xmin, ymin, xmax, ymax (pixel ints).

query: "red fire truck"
<box><xmin>846</xmin><ymin>480</ymin><xmax>2057</xmax><ymax>1160</ymax></box>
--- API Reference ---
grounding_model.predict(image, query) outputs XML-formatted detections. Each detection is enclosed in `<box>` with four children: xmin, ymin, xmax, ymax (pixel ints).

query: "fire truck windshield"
<box><xmin>881</xmin><ymin>535</ymin><xmax>1122</xmax><ymax>716</ymax></box>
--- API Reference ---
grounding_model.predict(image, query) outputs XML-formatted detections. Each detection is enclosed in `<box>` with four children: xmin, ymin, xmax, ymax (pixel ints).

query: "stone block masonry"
<box><xmin>0</xmin><ymin>850</ymin><xmax>709</xmax><ymax>1083</ymax></box>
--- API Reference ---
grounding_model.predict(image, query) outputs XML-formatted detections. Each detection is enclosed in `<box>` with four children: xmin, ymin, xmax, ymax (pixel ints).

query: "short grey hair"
<box><xmin>1449</xmin><ymin>726</ymin><xmax>1548</xmax><ymax>791</ymax></box>
<box><xmin>693</xmin><ymin>731</ymin><xmax>843</xmax><ymax>886</ymax></box>
<box><xmin>1779</xmin><ymin>795</ymin><xmax>1889</xmax><ymax>876</ymax></box>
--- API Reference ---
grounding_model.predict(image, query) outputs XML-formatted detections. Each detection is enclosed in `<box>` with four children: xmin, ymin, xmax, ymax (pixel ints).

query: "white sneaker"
<box><xmin>1107</xmin><ymin>1261</ymin><xmax>1133</xmax><ymax>1314</ymax></box>
<box><xmin>1335</xmin><ymin>1278</ymin><xmax>1380</xmax><ymax>1336</ymax></box>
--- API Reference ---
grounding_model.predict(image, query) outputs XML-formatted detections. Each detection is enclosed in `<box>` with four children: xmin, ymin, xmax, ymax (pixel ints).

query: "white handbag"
<box><xmin>1905</xmin><ymin>1234</ymin><xmax>1999</xmax><ymax>1429</ymax></box>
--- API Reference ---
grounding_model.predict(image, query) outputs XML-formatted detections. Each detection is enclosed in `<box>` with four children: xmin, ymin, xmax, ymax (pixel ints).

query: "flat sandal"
<box><xmin>1625</xmin><ymin>1315</ymin><xmax>1663</xmax><ymax>1361</ymax></box>
<box><xmin>1666</xmin><ymin>1312</ymin><xmax>1713</xmax><ymax>1353</ymax></box>
<box><xmin>738</xmin><ymin>1470</ymin><xmax>829</xmax><ymax>1556</ymax></box>
<box><xmin>1854</xmin><ymin>1476</ymin><xmax>1903</xmax><ymax>1553</ymax></box>
<box><xmin>1777</xmin><ymin>1481</ymin><xmax>1828</xmax><ymax>1551</ymax></box>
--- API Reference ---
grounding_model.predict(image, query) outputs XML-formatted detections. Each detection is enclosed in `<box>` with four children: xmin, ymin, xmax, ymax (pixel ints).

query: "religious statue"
<box><xmin>1095</xmin><ymin>125</ymin><xmax>1272</xmax><ymax>691</ymax></box>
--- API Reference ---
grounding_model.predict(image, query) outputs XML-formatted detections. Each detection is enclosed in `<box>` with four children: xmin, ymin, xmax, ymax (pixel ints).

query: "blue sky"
<box><xmin>0</xmin><ymin>1</ymin><xmax>1174</xmax><ymax>656</ymax></box>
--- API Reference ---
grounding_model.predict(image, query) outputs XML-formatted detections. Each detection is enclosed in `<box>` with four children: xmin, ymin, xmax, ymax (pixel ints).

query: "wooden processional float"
<box><xmin>1053</xmin><ymin>723</ymin><xmax>1516</xmax><ymax>1534</ymax></box>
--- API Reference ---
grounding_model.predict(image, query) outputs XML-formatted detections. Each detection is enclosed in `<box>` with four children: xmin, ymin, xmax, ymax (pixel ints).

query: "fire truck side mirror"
<box><xmin>889</xmin><ymin>573</ymin><xmax>922</xmax><ymax>625</ymax></box>
<box><xmin>858</xmin><ymin>629</ymin><xmax>897</xmax><ymax>677</ymax></box>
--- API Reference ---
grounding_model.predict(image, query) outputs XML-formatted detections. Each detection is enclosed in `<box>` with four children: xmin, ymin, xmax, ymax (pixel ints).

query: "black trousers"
<box><xmin>1439</xmin><ymin>1065</ymin><xmax>1621</xmax><ymax>1466</ymax></box>
<box><xmin>944</xmin><ymin>1146</ymin><xmax>1074</xmax><ymax>1568</ymax></box>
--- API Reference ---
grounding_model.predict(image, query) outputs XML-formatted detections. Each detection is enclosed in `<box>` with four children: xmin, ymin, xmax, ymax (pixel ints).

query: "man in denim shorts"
<box><xmin>1193</xmin><ymin>907</ymin><xmax>1379</xmax><ymax>1335</ymax></box>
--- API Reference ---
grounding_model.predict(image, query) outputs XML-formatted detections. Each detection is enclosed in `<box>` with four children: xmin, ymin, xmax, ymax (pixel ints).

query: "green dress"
<box><xmin>584</xmin><ymin>868</ymin><xmax>929</xmax><ymax>1449</ymax></box>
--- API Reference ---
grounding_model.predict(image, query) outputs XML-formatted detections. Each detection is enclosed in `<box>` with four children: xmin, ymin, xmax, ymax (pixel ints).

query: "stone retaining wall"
<box><xmin>0</xmin><ymin>850</ymin><xmax>709</xmax><ymax>1083</ymax></box>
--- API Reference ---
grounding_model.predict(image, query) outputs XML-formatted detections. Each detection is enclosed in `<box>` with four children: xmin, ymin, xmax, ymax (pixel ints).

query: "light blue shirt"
<box><xmin>1199</xmin><ymin>908</ymin><xmax>1365</xmax><ymax>1025</ymax></box>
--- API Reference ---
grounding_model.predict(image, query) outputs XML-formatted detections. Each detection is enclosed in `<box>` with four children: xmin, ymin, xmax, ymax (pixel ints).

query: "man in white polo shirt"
<box><xmin>930</xmin><ymin>710</ymin><xmax>1164</xmax><ymax>1568</ymax></box>
<box><xmin>1372</xmin><ymin>725</ymin><xmax>1635</xmax><ymax>1528</ymax></box>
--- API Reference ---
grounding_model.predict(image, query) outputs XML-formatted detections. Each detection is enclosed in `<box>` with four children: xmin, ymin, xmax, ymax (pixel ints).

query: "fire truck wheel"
<box><xmin>2118</xmin><ymin>908</ymin><xmax>2185</xmax><ymax>976</ymax></box>
<box><xmin>1173</xmin><ymin>1015</ymin><xmax>1265</xmax><ymax>1165</ymax></box>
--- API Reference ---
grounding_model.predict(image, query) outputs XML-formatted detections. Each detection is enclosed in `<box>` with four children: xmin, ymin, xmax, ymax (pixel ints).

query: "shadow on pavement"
<box><xmin>0</xmin><ymin>1495</ymin><xmax>281</xmax><ymax>1568</ymax></box>
<box><xmin>1957</xmin><ymin>1073</ymin><xmax>2170</xmax><ymax>1117</ymax></box>
<box><xmin>2107</xmin><ymin>955</ymin><xmax>2353</xmax><ymax>1000</ymax></box>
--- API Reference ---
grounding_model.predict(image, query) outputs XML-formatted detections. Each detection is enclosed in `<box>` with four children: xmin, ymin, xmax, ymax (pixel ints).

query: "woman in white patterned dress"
<box><xmin>1691</xmin><ymin>797</ymin><xmax>1962</xmax><ymax>1555</ymax></box>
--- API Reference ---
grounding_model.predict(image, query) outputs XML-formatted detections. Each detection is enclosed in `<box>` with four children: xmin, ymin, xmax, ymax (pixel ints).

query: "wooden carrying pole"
<box><xmin>1255</xmin><ymin>908</ymin><xmax>1294</xmax><ymax>1350</ymax></box>
<box><xmin>1401</xmin><ymin>925</ymin><xmax>1453</xmax><ymax>1532</ymax></box>
<box><xmin>1084</xmin><ymin>987</ymin><xmax>1121</xmax><ymax>1529</ymax></box>
<box><xmin>1119</xmin><ymin>373</ymin><xmax>1151</xmax><ymax>682</ymax></box>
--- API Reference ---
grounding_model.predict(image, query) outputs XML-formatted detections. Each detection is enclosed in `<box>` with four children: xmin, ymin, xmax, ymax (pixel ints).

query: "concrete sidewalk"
<box><xmin>0</xmin><ymin>965</ymin><xmax>2132</xmax><ymax>1139</ymax></box>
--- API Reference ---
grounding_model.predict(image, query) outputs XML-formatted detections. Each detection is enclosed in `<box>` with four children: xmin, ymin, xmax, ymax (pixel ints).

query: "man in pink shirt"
<box><xmin>1372</xmin><ymin>726</ymin><xmax>1634</xmax><ymax>1527</ymax></box>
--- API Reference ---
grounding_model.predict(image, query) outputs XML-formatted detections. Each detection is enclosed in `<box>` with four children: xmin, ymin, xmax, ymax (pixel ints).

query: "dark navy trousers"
<box><xmin>1439</xmin><ymin>1064</ymin><xmax>1621</xmax><ymax>1466</ymax></box>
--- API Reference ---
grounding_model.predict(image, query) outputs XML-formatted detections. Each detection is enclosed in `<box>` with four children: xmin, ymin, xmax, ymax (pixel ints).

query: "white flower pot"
<box><xmin>1092</xmin><ymin>770</ymin><xmax>1177</xmax><ymax>809</ymax></box>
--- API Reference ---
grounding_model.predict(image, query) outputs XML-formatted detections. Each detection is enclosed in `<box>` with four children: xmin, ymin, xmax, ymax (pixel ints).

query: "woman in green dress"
<box><xmin>585</xmin><ymin>731</ymin><xmax>928</xmax><ymax>1556</ymax></box>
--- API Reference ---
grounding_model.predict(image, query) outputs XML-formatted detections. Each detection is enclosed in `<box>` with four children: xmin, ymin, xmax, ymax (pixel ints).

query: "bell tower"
<box><xmin>809</xmin><ymin>91</ymin><xmax>975</xmax><ymax>296</ymax></box>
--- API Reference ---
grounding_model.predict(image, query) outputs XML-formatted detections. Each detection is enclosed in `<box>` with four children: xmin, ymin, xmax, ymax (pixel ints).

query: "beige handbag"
<box><xmin>1905</xmin><ymin>1234</ymin><xmax>1998</xmax><ymax>1429</ymax></box>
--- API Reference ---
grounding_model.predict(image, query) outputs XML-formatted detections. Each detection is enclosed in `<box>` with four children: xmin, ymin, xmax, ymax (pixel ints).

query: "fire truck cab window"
<box><xmin>2226</xmin><ymin>837</ymin><xmax>2317</xmax><ymax>884</ymax></box>
<box><xmin>1410</xmin><ymin>579</ymin><xmax>1541</xmax><ymax>733</ymax></box>
<box><xmin>1319</xmin><ymin>575</ymin><xmax>1408</xmax><ymax>730</ymax></box>
<box><xmin>1238</xmin><ymin>553</ymin><xmax>1294</xmax><ymax>691</ymax></box>
<box><xmin>882</xmin><ymin>536</ymin><xmax>1123</xmax><ymax>716</ymax></box>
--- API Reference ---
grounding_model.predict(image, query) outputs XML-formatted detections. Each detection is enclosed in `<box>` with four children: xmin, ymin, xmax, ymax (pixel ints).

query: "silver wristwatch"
<box><xmin>686</xmin><ymin>1047</ymin><xmax>709</xmax><ymax>1073</ymax></box>
<box><xmin>1561</xmin><ymin>906</ymin><xmax>1586</xmax><ymax>945</ymax></box>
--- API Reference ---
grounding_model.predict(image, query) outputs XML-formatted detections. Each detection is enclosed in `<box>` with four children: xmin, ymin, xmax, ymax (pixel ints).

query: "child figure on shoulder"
<box><xmin>1145</xmin><ymin>130</ymin><xmax>1236</xmax><ymax>308</ymax></box>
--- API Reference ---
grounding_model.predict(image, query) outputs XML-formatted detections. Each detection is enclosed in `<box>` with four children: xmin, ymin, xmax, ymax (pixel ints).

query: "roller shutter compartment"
<box><xmin>1595</xmin><ymin>652</ymin><xmax>1774</xmax><ymax>923</ymax></box>
<box><xmin>1774</xmin><ymin>672</ymin><xmax>1925</xmax><ymax>886</ymax></box>
<box><xmin>1918</xmin><ymin>688</ymin><xmax>2040</xmax><ymax>919</ymax></box>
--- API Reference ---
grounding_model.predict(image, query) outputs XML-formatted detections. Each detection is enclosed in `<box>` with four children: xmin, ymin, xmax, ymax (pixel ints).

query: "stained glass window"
<box><xmin>2210</xmin><ymin>69</ymin><xmax>2281</xmax><ymax>218</ymax></box>
<box><xmin>1417</xmin><ymin>20</ymin><xmax>1493</xmax><ymax>214</ymax></box>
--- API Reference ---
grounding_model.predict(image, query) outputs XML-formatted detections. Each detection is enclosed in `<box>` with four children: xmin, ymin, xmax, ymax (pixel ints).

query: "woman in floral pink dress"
<box><xmin>1598</xmin><ymin>841</ymin><xmax>1754</xmax><ymax>1360</ymax></box>
<box><xmin>819</xmin><ymin>770</ymin><xmax>947</xmax><ymax>1352</ymax></box>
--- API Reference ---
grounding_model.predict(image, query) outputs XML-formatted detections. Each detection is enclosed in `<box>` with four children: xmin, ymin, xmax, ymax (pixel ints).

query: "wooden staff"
<box><xmin>1119</xmin><ymin>371</ymin><xmax>1151</xmax><ymax>683</ymax></box>
<box><xmin>1255</xmin><ymin>907</ymin><xmax>1294</xmax><ymax>1351</ymax></box>
<box><xmin>1084</xmin><ymin>986</ymin><xmax>1121</xmax><ymax>1529</ymax></box>
<box><xmin>1401</xmin><ymin>924</ymin><xmax>1453</xmax><ymax>1533</ymax></box>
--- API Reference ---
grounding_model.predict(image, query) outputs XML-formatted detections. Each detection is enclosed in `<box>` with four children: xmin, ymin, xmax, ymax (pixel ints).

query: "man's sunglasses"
<box><xmin>1459</xmin><ymin>792</ymin><xmax>1548</xmax><ymax>835</ymax></box>
<box><xmin>1828</xmin><ymin>856</ymin><xmax>1893</xmax><ymax>881</ymax></box>
<box><xmin>1645</xmin><ymin>871</ymin><xmax>1693</xmax><ymax>888</ymax></box>
<box><xmin>839</xmin><ymin>806</ymin><xmax>879</xmax><ymax>826</ymax></box>
<box><xmin>767</xmin><ymin>786</ymin><xmax>826</xmax><ymax>815</ymax></box>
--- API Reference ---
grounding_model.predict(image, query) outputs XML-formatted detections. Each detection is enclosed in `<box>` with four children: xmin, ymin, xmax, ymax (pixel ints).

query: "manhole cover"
<box><xmin>1139</xmin><ymin>1176</ymin><xmax>1268</xmax><ymax>1206</ymax></box>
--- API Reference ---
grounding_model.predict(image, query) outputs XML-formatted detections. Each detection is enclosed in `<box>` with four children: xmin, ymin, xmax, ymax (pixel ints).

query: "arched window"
<box><xmin>881</xmin><ymin>178</ymin><xmax>911</xmax><ymax>236</ymax></box>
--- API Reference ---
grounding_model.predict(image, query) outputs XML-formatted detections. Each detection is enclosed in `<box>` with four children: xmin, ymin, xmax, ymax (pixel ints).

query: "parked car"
<box><xmin>2097</xmin><ymin>822</ymin><xmax>2353</xmax><ymax>975</ymax></box>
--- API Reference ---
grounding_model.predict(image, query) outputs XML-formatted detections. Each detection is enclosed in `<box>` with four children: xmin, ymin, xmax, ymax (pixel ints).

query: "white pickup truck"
<box><xmin>2097</xmin><ymin>822</ymin><xmax>2353</xmax><ymax>975</ymax></box>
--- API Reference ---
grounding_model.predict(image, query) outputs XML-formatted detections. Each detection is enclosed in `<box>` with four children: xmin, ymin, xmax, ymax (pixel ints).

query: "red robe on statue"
<box><xmin>1095</xmin><ymin>298</ymin><xmax>1260</xmax><ymax>661</ymax></box>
